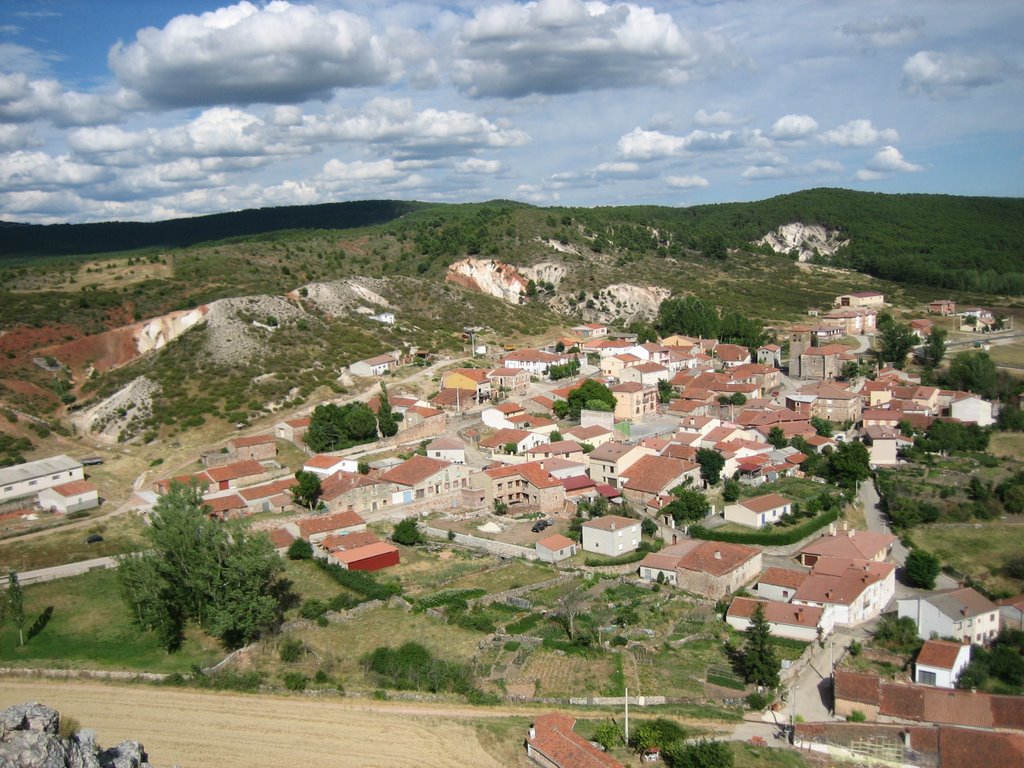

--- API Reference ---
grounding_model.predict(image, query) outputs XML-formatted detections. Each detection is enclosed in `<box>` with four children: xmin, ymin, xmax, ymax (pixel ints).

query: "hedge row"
<box><xmin>689</xmin><ymin>507</ymin><xmax>840</xmax><ymax>546</ymax></box>
<box><xmin>584</xmin><ymin>549</ymin><xmax>648</xmax><ymax>567</ymax></box>
<box><xmin>416</xmin><ymin>588</ymin><xmax>487</xmax><ymax>609</ymax></box>
<box><xmin>314</xmin><ymin>558</ymin><xmax>403</xmax><ymax>601</ymax></box>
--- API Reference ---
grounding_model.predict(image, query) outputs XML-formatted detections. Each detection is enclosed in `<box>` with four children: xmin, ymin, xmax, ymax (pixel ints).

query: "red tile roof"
<box><xmin>229</xmin><ymin>434</ymin><xmax>276</xmax><ymax>448</ymax></box>
<box><xmin>527</xmin><ymin>713</ymin><xmax>624</xmax><ymax>768</ymax></box>
<box><xmin>757</xmin><ymin>567</ymin><xmax>809</xmax><ymax>590</ymax></box>
<box><xmin>833</xmin><ymin>669</ymin><xmax>881</xmax><ymax>705</ymax></box>
<box><xmin>916</xmin><ymin>639</ymin><xmax>965</xmax><ymax>671</ymax></box>
<box><xmin>295</xmin><ymin>511</ymin><xmax>366</xmax><ymax>537</ymax></box>
<box><xmin>800</xmin><ymin>530</ymin><xmax>896</xmax><ymax>561</ymax></box>
<box><xmin>49</xmin><ymin>479</ymin><xmax>97</xmax><ymax>497</ymax></box>
<box><xmin>484</xmin><ymin>461</ymin><xmax>562</xmax><ymax>489</ymax></box>
<box><xmin>738</xmin><ymin>492</ymin><xmax>792</xmax><ymax>513</ymax></box>
<box><xmin>380</xmin><ymin>455</ymin><xmax>452</xmax><ymax>487</ymax></box>
<box><xmin>538</xmin><ymin>534</ymin><xmax>575</xmax><ymax>552</ymax></box>
<box><xmin>238</xmin><ymin>477</ymin><xmax>298</xmax><ymax>501</ymax></box>
<box><xmin>203</xmin><ymin>459</ymin><xmax>266</xmax><ymax>483</ymax></box>
<box><xmin>582</xmin><ymin>515</ymin><xmax>639</xmax><ymax>532</ymax></box>
<box><xmin>319</xmin><ymin>470</ymin><xmax>379</xmax><ymax>501</ymax></box>
<box><xmin>330</xmin><ymin>541</ymin><xmax>399</xmax><ymax>565</ymax></box>
<box><xmin>266</xmin><ymin>528</ymin><xmax>295</xmax><ymax>549</ymax></box>
<box><xmin>677</xmin><ymin>541</ymin><xmax>760</xmax><ymax>577</ymax></box>
<box><xmin>479</xmin><ymin>428</ymin><xmax>534</xmax><ymax>449</ymax></box>
<box><xmin>728</xmin><ymin>596</ymin><xmax>823</xmax><ymax>628</ymax></box>
<box><xmin>320</xmin><ymin>530</ymin><xmax>380</xmax><ymax>551</ymax></box>
<box><xmin>619</xmin><ymin>455</ymin><xmax>697</xmax><ymax>495</ymax></box>
<box><xmin>305</xmin><ymin>454</ymin><xmax>348</xmax><ymax>470</ymax></box>
<box><xmin>205</xmin><ymin>494</ymin><xmax>246</xmax><ymax>514</ymax></box>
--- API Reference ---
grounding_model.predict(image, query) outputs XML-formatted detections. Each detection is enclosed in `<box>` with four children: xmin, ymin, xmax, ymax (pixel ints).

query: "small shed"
<box><xmin>536</xmin><ymin>533</ymin><xmax>577</xmax><ymax>563</ymax></box>
<box><xmin>329</xmin><ymin>541</ymin><xmax>400</xmax><ymax>572</ymax></box>
<box><xmin>37</xmin><ymin>480</ymin><xmax>99</xmax><ymax>514</ymax></box>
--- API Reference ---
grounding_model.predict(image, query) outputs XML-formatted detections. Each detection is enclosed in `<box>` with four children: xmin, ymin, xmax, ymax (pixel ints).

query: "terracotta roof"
<box><xmin>716</xmin><ymin>343</ymin><xmax>749</xmax><ymax>362</ymax></box>
<box><xmin>738</xmin><ymin>493</ymin><xmax>792</xmax><ymax>513</ymax></box>
<box><xmin>582</xmin><ymin>515</ymin><xmax>639</xmax><ymax>532</ymax></box>
<box><xmin>205</xmin><ymin>494</ymin><xmax>246</xmax><ymax>514</ymax></box>
<box><xmin>611</xmin><ymin>381</ymin><xmax>647</xmax><ymax>393</ymax></box>
<box><xmin>48</xmin><ymin>479</ymin><xmax>97</xmax><ymax>496</ymax></box>
<box><xmin>484</xmin><ymin>461</ymin><xmax>562</xmax><ymax>489</ymax></box>
<box><xmin>406</xmin><ymin>405</ymin><xmax>443</xmax><ymax>419</ymax></box>
<box><xmin>527</xmin><ymin>713</ymin><xmax>624</xmax><ymax>768</ymax></box>
<box><xmin>527</xmin><ymin>440</ymin><xmax>583</xmax><ymax>456</ymax></box>
<box><xmin>330</xmin><ymin>541</ymin><xmax>399</xmax><ymax>565</ymax></box>
<box><xmin>430</xmin><ymin>387</ymin><xmax>476</xmax><ymax>407</ymax></box>
<box><xmin>229</xmin><ymin>434</ymin><xmax>276</xmax><ymax>448</ymax></box>
<box><xmin>266</xmin><ymin>528</ymin><xmax>295</xmax><ymax>549</ymax></box>
<box><xmin>492</xmin><ymin>402</ymin><xmax>526</xmax><ymax>414</ymax></box>
<box><xmin>295</xmin><ymin>511</ymin><xmax>366</xmax><ymax>537</ymax></box>
<box><xmin>284</xmin><ymin>417</ymin><xmax>311</xmax><ymax>428</ymax></box>
<box><xmin>677</xmin><ymin>541</ymin><xmax>760</xmax><ymax>577</ymax></box>
<box><xmin>318</xmin><ymin>471</ymin><xmax>379</xmax><ymax>501</ymax></box>
<box><xmin>360</xmin><ymin>353</ymin><xmax>398</xmax><ymax>366</ymax></box>
<box><xmin>509</xmin><ymin>413</ymin><xmax>557</xmax><ymax>429</ymax></box>
<box><xmin>479</xmin><ymin>428</ymin><xmax>534</xmax><ymax>449</ymax></box>
<box><xmin>380</xmin><ymin>455</ymin><xmax>452</xmax><ymax>487</ymax></box>
<box><xmin>203</xmin><ymin>459</ymin><xmax>265</xmax><ymax>483</ymax></box>
<box><xmin>305</xmin><ymin>454</ymin><xmax>348</xmax><ymax>470</ymax></box>
<box><xmin>320</xmin><ymin>530</ymin><xmax>380</xmax><ymax>551</ymax></box>
<box><xmin>561</xmin><ymin>475</ymin><xmax>596</xmax><ymax>492</ymax></box>
<box><xmin>936</xmin><ymin>727</ymin><xmax>1024</xmax><ymax>768</ymax></box>
<box><xmin>588</xmin><ymin>441</ymin><xmax>642</xmax><ymax>462</ymax></box>
<box><xmin>916</xmin><ymin>639</ymin><xmax>965</xmax><ymax>670</ymax></box>
<box><xmin>728</xmin><ymin>597</ymin><xmax>823</xmax><ymax>628</ymax></box>
<box><xmin>502</xmin><ymin>349</ymin><xmax>562</xmax><ymax>363</ymax></box>
<box><xmin>238</xmin><ymin>477</ymin><xmax>298</xmax><ymax>501</ymax></box>
<box><xmin>800</xmin><ymin>530</ymin><xmax>896</xmax><ymax>561</ymax></box>
<box><xmin>488</xmin><ymin>367</ymin><xmax>527</xmax><ymax>378</ymax></box>
<box><xmin>446</xmin><ymin>367</ymin><xmax>492</xmax><ymax>383</ymax></box>
<box><xmin>792</xmin><ymin>557</ymin><xmax>894</xmax><ymax>605</ymax></box>
<box><xmin>833</xmin><ymin>669</ymin><xmax>881</xmax><ymax>705</ymax></box>
<box><xmin>564</xmin><ymin>424</ymin><xmax>612</xmax><ymax>440</ymax></box>
<box><xmin>619</xmin><ymin>455</ymin><xmax>697</xmax><ymax>495</ymax></box>
<box><xmin>538</xmin><ymin>534</ymin><xmax>576</xmax><ymax>552</ymax></box>
<box><xmin>757</xmin><ymin>567</ymin><xmax>809</xmax><ymax>590</ymax></box>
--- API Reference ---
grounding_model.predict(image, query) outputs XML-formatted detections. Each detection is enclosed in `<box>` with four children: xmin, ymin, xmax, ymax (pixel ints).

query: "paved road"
<box><xmin>15</xmin><ymin>555</ymin><xmax>117</xmax><ymax>585</ymax></box>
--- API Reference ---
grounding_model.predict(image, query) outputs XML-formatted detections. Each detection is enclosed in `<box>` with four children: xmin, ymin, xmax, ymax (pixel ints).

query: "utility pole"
<box><xmin>624</xmin><ymin>686</ymin><xmax>629</xmax><ymax>745</ymax></box>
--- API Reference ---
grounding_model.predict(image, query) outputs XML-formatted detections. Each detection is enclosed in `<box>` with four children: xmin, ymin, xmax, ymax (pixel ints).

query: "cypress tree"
<box><xmin>742</xmin><ymin>602</ymin><xmax>779</xmax><ymax>688</ymax></box>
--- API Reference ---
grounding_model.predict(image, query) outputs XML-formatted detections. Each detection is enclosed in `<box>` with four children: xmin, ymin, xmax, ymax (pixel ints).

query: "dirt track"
<box><xmin>0</xmin><ymin>679</ymin><xmax>512</xmax><ymax>768</ymax></box>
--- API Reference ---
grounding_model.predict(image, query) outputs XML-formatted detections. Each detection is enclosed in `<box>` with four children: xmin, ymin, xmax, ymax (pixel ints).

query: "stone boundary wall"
<box><xmin>468</xmin><ymin>574</ymin><xmax>574</xmax><ymax>608</ymax></box>
<box><xmin>0</xmin><ymin>666</ymin><xmax>167</xmax><ymax>682</ymax></box>
<box><xmin>569</xmin><ymin>695</ymin><xmax>668</xmax><ymax>706</ymax></box>
<box><xmin>421</xmin><ymin>525</ymin><xmax>537</xmax><ymax>560</ymax></box>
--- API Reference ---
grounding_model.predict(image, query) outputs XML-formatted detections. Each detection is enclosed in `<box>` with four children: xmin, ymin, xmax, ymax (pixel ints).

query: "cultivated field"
<box><xmin>0</xmin><ymin>679</ymin><xmax>516</xmax><ymax>768</ymax></box>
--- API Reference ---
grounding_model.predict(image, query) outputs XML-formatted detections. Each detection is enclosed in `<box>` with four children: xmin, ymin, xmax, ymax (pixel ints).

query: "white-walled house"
<box><xmin>897</xmin><ymin>587</ymin><xmax>1000</xmax><ymax>644</ymax></box>
<box><xmin>914</xmin><ymin>639</ymin><xmax>971</xmax><ymax>689</ymax></box>
<box><xmin>37</xmin><ymin>480</ymin><xmax>99</xmax><ymax>514</ymax></box>
<box><xmin>726</xmin><ymin>597</ymin><xmax>832</xmax><ymax>641</ymax></box>
<box><xmin>0</xmin><ymin>454</ymin><xmax>84</xmax><ymax>504</ymax></box>
<box><xmin>949</xmin><ymin>393</ymin><xmax>995</xmax><ymax>426</ymax></box>
<box><xmin>581</xmin><ymin>515</ymin><xmax>641</xmax><ymax>556</ymax></box>
<box><xmin>751</xmin><ymin>567</ymin><xmax>809</xmax><ymax>603</ymax></box>
<box><xmin>536</xmin><ymin>534</ymin><xmax>577</xmax><ymax>563</ymax></box>
<box><xmin>724</xmin><ymin>493</ymin><xmax>792</xmax><ymax>529</ymax></box>
<box><xmin>791</xmin><ymin>557</ymin><xmax>896</xmax><ymax>627</ymax></box>
<box><xmin>349</xmin><ymin>353</ymin><xmax>398</xmax><ymax>377</ymax></box>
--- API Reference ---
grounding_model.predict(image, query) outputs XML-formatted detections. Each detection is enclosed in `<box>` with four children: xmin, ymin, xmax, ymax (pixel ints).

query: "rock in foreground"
<box><xmin>0</xmin><ymin>702</ymin><xmax>153</xmax><ymax>768</ymax></box>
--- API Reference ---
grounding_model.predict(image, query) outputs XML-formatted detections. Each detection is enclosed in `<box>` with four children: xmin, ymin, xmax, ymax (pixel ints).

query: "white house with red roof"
<box><xmin>792</xmin><ymin>556</ymin><xmax>896</xmax><ymax>626</ymax></box>
<box><xmin>727</xmin><ymin>596</ymin><xmax>831</xmax><ymax>641</ymax></box>
<box><xmin>37</xmin><ymin>479</ymin><xmax>99</xmax><ymax>514</ymax></box>
<box><xmin>303</xmin><ymin>454</ymin><xmax>357</xmax><ymax>477</ymax></box>
<box><xmin>724</xmin><ymin>492</ymin><xmax>793</xmax><ymax>528</ymax></box>
<box><xmin>536</xmin><ymin>534</ymin><xmax>577</xmax><ymax>564</ymax></box>
<box><xmin>914</xmin><ymin>639</ymin><xmax>971</xmax><ymax>689</ymax></box>
<box><xmin>581</xmin><ymin>515</ymin><xmax>641</xmax><ymax>556</ymax></box>
<box><xmin>525</xmin><ymin>713</ymin><xmax>623</xmax><ymax>768</ymax></box>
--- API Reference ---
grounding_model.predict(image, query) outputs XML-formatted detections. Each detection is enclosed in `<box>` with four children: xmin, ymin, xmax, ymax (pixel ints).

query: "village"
<box><xmin>3</xmin><ymin>289</ymin><xmax>1022</xmax><ymax>768</ymax></box>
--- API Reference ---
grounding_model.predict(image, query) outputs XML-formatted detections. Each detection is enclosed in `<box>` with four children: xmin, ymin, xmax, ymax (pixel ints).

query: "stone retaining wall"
<box><xmin>421</xmin><ymin>525</ymin><xmax>537</xmax><ymax>560</ymax></box>
<box><xmin>468</xmin><ymin>574</ymin><xmax>574</xmax><ymax>608</ymax></box>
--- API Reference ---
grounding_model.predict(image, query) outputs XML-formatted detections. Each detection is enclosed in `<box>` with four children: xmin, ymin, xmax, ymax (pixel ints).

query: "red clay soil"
<box><xmin>0</xmin><ymin>378</ymin><xmax>54</xmax><ymax>399</ymax></box>
<box><xmin>37</xmin><ymin>325</ymin><xmax>141</xmax><ymax>374</ymax></box>
<box><xmin>0</xmin><ymin>324</ymin><xmax>82</xmax><ymax>358</ymax></box>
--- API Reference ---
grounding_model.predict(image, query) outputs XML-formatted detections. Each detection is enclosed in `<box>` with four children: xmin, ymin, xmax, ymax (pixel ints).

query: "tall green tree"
<box><xmin>695</xmin><ymin>448</ymin><xmax>726</xmax><ymax>486</ymax></box>
<box><xmin>827</xmin><ymin>441</ymin><xmax>871</xmax><ymax>490</ymax></box>
<box><xmin>905</xmin><ymin>549</ymin><xmax>940</xmax><ymax>590</ymax></box>
<box><xmin>921</xmin><ymin>327</ymin><xmax>948</xmax><ymax>370</ymax></box>
<box><xmin>945</xmin><ymin>351</ymin><xmax>998</xmax><ymax>399</ymax></box>
<box><xmin>742</xmin><ymin>602</ymin><xmax>779</xmax><ymax>688</ymax></box>
<box><xmin>117</xmin><ymin>481</ymin><xmax>287</xmax><ymax>651</ymax></box>
<box><xmin>879</xmin><ymin>321</ymin><xmax>917</xmax><ymax>369</ymax></box>
<box><xmin>665</xmin><ymin>487</ymin><xmax>710</xmax><ymax>524</ymax></box>
<box><xmin>657</xmin><ymin>296</ymin><xmax>720</xmax><ymax>339</ymax></box>
<box><xmin>291</xmin><ymin>470</ymin><xmax>322</xmax><ymax>511</ymax></box>
<box><xmin>7</xmin><ymin>569</ymin><xmax>24</xmax><ymax>647</ymax></box>
<box><xmin>566</xmin><ymin>380</ymin><xmax>616</xmax><ymax>420</ymax></box>
<box><xmin>767</xmin><ymin>427</ymin><xmax>788</xmax><ymax>449</ymax></box>
<box><xmin>376</xmin><ymin>382</ymin><xmax>398</xmax><ymax>438</ymax></box>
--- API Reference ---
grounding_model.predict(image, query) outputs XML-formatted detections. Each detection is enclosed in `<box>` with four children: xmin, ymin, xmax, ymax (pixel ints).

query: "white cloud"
<box><xmin>693</xmin><ymin>109</ymin><xmax>744</xmax><ymax>128</ymax></box>
<box><xmin>770</xmin><ymin>114</ymin><xmax>818</xmax><ymax>141</ymax></box>
<box><xmin>109</xmin><ymin>1</ymin><xmax>399</xmax><ymax>108</ymax></box>
<box><xmin>0</xmin><ymin>123</ymin><xmax>41</xmax><ymax>151</ymax></box>
<box><xmin>0</xmin><ymin>150</ymin><xmax>109</xmax><ymax>189</ymax></box>
<box><xmin>854</xmin><ymin>169</ymin><xmax>886</xmax><ymax>181</ymax></box>
<box><xmin>866</xmin><ymin>145</ymin><xmax>923</xmax><ymax>173</ymax></box>
<box><xmin>841</xmin><ymin>16</ymin><xmax>925</xmax><ymax>48</ymax></box>
<box><xmin>0</xmin><ymin>72</ymin><xmax>128</xmax><ymax>126</ymax></box>
<box><xmin>453</xmin><ymin>158</ymin><xmax>502</xmax><ymax>174</ymax></box>
<box><xmin>821</xmin><ymin>119</ymin><xmax>899</xmax><ymax>147</ymax></box>
<box><xmin>452</xmin><ymin>0</ymin><xmax>736</xmax><ymax>98</ymax></box>
<box><xmin>902</xmin><ymin>50</ymin><xmax>1004</xmax><ymax>99</ymax></box>
<box><xmin>741</xmin><ymin>158</ymin><xmax>842</xmax><ymax>181</ymax></box>
<box><xmin>616</xmin><ymin>128</ymin><xmax>688</xmax><ymax>160</ymax></box>
<box><xmin>594</xmin><ymin>162</ymin><xmax>640</xmax><ymax>174</ymax></box>
<box><xmin>665</xmin><ymin>174</ymin><xmax>709</xmax><ymax>189</ymax></box>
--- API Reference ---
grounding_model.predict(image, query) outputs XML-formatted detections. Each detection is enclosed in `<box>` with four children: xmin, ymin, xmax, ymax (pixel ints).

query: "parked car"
<box><xmin>86</xmin><ymin>534</ymin><xmax>104</xmax><ymax>544</ymax></box>
<box><xmin>531</xmin><ymin>520</ymin><xmax>552</xmax><ymax>533</ymax></box>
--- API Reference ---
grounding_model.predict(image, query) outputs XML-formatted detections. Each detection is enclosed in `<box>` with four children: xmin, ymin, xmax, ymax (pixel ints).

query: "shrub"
<box><xmin>848</xmin><ymin>709</ymin><xmax>867</xmax><ymax>723</ymax></box>
<box><xmin>287</xmin><ymin>538</ymin><xmax>313</xmax><ymax>560</ymax></box>
<box><xmin>279</xmin><ymin>636</ymin><xmax>304</xmax><ymax>663</ymax></box>
<box><xmin>690</xmin><ymin>507</ymin><xmax>839</xmax><ymax>546</ymax></box>
<box><xmin>313</xmin><ymin>558</ymin><xmax>402</xmax><ymax>601</ymax></box>
<box><xmin>282</xmin><ymin>672</ymin><xmax>308</xmax><ymax>691</ymax></box>
<box><xmin>746</xmin><ymin>691</ymin><xmax>771</xmax><ymax>711</ymax></box>
<box><xmin>392</xmin><ymin>518</ymin><xmax>424</xmax><ymax>546</ymax></box>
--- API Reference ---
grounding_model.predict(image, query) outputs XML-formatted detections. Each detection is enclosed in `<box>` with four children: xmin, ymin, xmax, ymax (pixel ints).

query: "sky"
<box><xmin>1</xmin><ymin>0</ymin><xmax>1022</xmax><ymax>224</ymax></box>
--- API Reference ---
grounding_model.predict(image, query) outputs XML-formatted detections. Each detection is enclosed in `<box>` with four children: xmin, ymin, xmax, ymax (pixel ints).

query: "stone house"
<box><xmin>639</xmin><ymin>541</ymin><xmax>761</xmax><ymax>599</ymax></box>
<box><xmin>380</xmin><ymin>456</ymin><xmax>474</xmax><ymax>507</ymax></box>
<box><xmin>617</xmin><ymin>455</ymin><xmax>700</xmax><ymax>505</ymax></box>
<box><xmin>472</xmin><ymin>461</ymin><xmax>565</xmax><ymax>515</ymax></box>
<box><xmin>227</xmin><ymin>434</ymin><xmax>277</xmax><ymax>462</ymax></box>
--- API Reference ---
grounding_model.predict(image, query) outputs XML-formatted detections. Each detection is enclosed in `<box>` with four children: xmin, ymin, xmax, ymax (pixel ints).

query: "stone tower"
<box><xmin>788</xmin><ymin>325</ymin><xmax>812</xmax><ymax>378</ymax></box>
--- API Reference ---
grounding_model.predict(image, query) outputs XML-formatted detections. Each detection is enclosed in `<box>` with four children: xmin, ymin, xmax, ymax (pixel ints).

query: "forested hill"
<box><xmin>0</xmin><ymin>199</ymin><xmax>429</xmax><ymax>258</ymax></box>
<box><xmin>599</xmin><ymin>189</ymin><xmax>1024</xmax><ymax>295</ymax></box>
<box><xmin>3</xmin><ymin>189</ymin><xmax>1022</xmax><ymax>295</ymax></box>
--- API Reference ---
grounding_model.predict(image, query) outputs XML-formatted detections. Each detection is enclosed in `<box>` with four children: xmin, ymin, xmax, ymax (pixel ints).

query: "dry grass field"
<box><xmin>0</xmin><ymin>679</ymin><xmax>515</xmax><ymax>768</ymax></box>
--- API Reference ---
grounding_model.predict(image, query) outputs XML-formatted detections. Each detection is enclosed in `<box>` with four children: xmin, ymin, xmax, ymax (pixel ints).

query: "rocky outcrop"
<box><xmin>71</xmin><ymin>376</ymin><xmax>159</xmax><ymax>444</ymax></box>
<box><xmin>0</xmin><ymin>702</ymin><xmax>154</xmax><ymax>768</ymax></box>
<box><xmin>292</xmin><ymin>278</ymin><xmax>392</xmax><ymax>317</ymax></box>
<box><xmin>520</xmin><ymin>262</ymin><xmax>566</xmax><ymax>287</ymax></box>
<box><xmin>133</xmin><ymin>308</ymin><xmax>208</xmax><ymax>356</ymax></box>
<box><xmin>445</xmin><ymin>258</ymin><xmax>529</xmax><ymax>304</ymax></box>
<box><xmin>756</xmin><ymin>222</ymin><xmax>849</xmax><ymax>262</ymax></box>
<box><xmin>549</xmin><ymin>283</ymin><xmax>669</xmax><ymax>325</ymax></box>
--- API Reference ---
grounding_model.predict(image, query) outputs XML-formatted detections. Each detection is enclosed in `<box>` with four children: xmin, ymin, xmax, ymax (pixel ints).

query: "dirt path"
<box><xmin>0</xmin><ymin>679</ymin><xmax>512</xmax><ymax>768</ymax></box>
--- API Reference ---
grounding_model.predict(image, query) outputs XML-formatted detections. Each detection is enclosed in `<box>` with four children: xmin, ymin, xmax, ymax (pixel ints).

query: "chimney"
<box><xmin>610</xmin><ymin>520</ymin><xmax>616</xmax><ymax>530</ymax></box>
<box><xmin>848</xmin><ymin>529</ymin><xmax>855</xmax><ymax>538</ymax></box>
<box><xmin>529</xmin><ymin>725</ymin><xmax>536</xmax><ymax>740</ymax></box>
<box><xmin>714</xmin><ymin>550</ymin><xmax>722</xmax><ymax>560</ymax></box>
